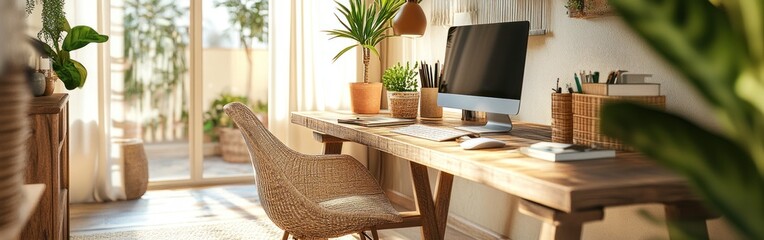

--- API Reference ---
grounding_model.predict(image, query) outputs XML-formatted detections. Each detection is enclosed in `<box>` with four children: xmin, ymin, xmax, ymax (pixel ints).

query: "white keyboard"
<box><xmin>392</xmin><ymin>125</ymin><xmax>474</xmax><ymax>142</ymax></box>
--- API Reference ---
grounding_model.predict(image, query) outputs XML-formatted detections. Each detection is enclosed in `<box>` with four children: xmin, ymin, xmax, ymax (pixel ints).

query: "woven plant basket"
<box><xmin>567</xmin><ymin>0</ymin><xmax>614</xmax><ymax>18</ymax></box>
<box><xmin>0</xmin><ymin>66</ymin><xmax>30</xmax><ymax>230</ymax></box>
<box><xmin>572</xmin><ymin>93</ymin><xmax>665</xmax><ymax>150</ymax></box>
<box><xmin>551</xmin><ymin>93</ymin><xmax>573</xmax><ymax>143</ymax></box>
<box><xmin>114</xmin><ymin>139</ymin><xmax>148</xmax><ymax>200</ymax></box>
<box><xmin>387</xmin><ymin>91</ymin><xmax>419</xmax><ymax>119</ymax></box>
<box><xmin>218</xmin><ymin>127</ymin><xmax>250</xmax><ymax>163</ymax></box>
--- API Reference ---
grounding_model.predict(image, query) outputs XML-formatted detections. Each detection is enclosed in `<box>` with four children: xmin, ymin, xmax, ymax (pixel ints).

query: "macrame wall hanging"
<box><xmin>431</xmin><ymin>0</ymin><xmax>547</xmax><ymax>35</ymax></box>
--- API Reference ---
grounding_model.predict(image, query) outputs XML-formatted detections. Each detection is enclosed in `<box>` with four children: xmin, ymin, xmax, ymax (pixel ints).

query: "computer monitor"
<box><xmin>438</xmin><ymin>21</ymin><xmax>529</xmax><ymax>133</ymax></box>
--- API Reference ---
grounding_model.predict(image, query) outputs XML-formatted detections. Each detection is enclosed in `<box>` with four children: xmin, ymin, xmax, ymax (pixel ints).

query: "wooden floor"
<box><xmin>70</xmin><ymin>184</ymin><xmax>475</xmax><ymax>239</ymax></box>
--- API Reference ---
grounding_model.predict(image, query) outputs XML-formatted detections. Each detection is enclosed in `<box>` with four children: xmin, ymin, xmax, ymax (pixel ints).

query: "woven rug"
<box><xmin>71</xmin><ymin>218</ymin><xmax>358</xmax><ymax>240</ymax></box>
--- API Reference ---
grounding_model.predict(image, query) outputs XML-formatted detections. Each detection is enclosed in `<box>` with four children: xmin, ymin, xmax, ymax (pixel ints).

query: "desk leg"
<box><xmin>434</xmin><ymin>172</ymin><xmax>454</xmax><ymax>236</ymax></box>
<box><xmin>312</xmin><ymin>132</ymin><xmax>345</xmax><ymax>155</ymax></box>
<box><xmin>409</xmin><ymin>162</ymin><xmax>442</xmax><ymax>240</ymax></box>
<box><xmin>664</xmin><ymin>201</ymin><xmax>717</xmax><ymax>240</ymax></box>
<box><xmin>518</xmin><ymin>199</ymin><xmax>603</xmax><ymax>240</ymax></box>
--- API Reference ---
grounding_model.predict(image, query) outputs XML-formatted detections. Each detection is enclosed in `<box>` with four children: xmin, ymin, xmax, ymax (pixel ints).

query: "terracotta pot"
<box><xmin>387</xmin><ymin>91</ymin><xmax>419</xmax><ymax>119</ymax></box>
<box><xmin>350</xmin><ymin>82</ymin><xmax>382</xmax><ymax>114</ymax></box>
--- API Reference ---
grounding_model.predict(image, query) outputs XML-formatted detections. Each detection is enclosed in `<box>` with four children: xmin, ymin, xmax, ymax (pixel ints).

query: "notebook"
<box><xmin>337</xmin><ymin>117</ymin><xmax>415</xmax><ymax>127</ymax></box>
<box><xmin>519</xmin><ymin>142</ymin><xmax>615</xmax><ymax>162</ymax></box>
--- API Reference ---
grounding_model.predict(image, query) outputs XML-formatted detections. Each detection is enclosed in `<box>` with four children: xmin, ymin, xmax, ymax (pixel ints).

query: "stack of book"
<box><xmin>582</xmin><ymin>73</ymin><xmax>660</xmax><ymax>96</ymax></box>
<box><xmin>519</xmin><ymin>142</ymin><xmax>615</xmax><ymax>161</ymax></box>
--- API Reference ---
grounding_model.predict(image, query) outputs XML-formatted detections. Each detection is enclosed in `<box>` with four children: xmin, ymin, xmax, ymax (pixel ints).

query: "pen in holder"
<box><xmin>551</xmin><ymin>93</ymin><xmax>573</xmax><ymax>143</ymax></box>
<box><xmin>419</xmin><ymin>88</ymin><xmax>443</xmax><ymax>118</ymax></box>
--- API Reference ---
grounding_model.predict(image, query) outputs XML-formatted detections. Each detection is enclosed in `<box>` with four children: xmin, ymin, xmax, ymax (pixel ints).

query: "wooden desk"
<box><xmin>291</xmin><ymin>112</ymin><xmax>715</xmax><ymax>240</ymax></box>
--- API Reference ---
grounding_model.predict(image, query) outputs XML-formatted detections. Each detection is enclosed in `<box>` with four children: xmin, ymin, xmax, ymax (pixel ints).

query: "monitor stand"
<box><xmin>455</xmin><ymin>112</ymin><xmax>513</xmax><ymax>133</ymax></box>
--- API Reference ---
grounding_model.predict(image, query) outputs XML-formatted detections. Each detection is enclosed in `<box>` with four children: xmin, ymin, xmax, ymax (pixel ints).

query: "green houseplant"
<box><xmin>382</xmin><ymin>62</ymin><xmax>419</xmax><ymax>118</ymax></box>
<box><xmin>26</xmin><ymin>0</ymin><xmax>109</xmax><ymax>90</ymax></box>
<box><xmin>327</xmin><ymin>0</ymin><xmax>405</xmax><ymax>114</ymax></box>
<box><xmin>602</xmin><ymin>0</ymin><xmax>764</xmax><ymax>239</ymax></box>
<box><xmin>215</xmin><ymin>0</ymin><xmax>268</xmax><ymax>98</ymax></box>
<box><xmin>204</xmin><ymin>93</ymin><xmax>266</xmax><ymax>163</ymax></box>
<box><xmin>123</xmin><ymin>0</ymin><xmax>189</xmax><ymax>141</ymax></box>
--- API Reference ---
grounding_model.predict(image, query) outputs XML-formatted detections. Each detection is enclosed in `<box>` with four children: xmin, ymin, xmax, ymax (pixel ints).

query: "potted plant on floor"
<box><xmin>326</xmin><ymin>0</ymin><xmax>405</xmax><ymax>114</ymax></box>
<box><xmin>204</xmin><ymin>93</ymin><xmax>267</xmax><ymax>163</ymax></box>
<box><xmin>382</xmin><ymin>62</ymin><xmax>419</xmax><ymax>119</ymax></box>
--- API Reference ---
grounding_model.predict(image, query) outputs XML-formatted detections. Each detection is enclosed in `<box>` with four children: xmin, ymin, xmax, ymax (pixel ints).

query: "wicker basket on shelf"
<box><xmin>572</xmin><ymin>93</ymin><xmax>666</xmax><ymax>150</ymax></box>
<box><xmin>218</xmin><ymin>128</ymin><xmax>250</xmax><ymax>163</ymax></box>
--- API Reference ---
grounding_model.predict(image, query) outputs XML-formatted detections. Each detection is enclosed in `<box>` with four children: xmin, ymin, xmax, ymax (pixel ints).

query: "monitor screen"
<box><xmin>439</xmin><ymin>21</ymin><xmax>529</xmax><ymax>101</ymax></box>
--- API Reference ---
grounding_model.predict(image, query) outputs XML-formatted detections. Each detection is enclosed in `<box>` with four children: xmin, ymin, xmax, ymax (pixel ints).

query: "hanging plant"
<box><xmin>26</xmin><ymin>0</ymin><xmax>109</xmax><ymax>90</ymax></box>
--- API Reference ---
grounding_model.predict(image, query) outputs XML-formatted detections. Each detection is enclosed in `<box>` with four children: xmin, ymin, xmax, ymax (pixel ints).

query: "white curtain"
<box><xmin>270</xmin><ymin>0</ymin><xmax>369</xmax><ymax>160</ymax></box>
<box><xmin>35</xmin><ymin>0</ymin><xmax>125</xmax><ymax>203</ymax></box>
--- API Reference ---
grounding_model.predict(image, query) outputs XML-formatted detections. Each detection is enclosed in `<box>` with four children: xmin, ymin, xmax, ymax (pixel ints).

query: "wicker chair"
<box><xmin>224</xmin><ymin>103</ymin><xmax>402</xmax><ymax>240</ymax></box>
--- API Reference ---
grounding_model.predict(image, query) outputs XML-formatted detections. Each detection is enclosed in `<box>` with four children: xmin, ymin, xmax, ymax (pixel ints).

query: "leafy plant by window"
<box><xmin>326</xmin><ymin>0</ymin><xmax>405</xmax><ymax>84</ymax></box>
<box><xmin>124</xmin><ymin>0</ymin><xmax>189</xmax><ymax>137</ymax></box>
<box><xmin>382</xmin><ymin>62</ymin><xmax>419</xmax><ymax>92</ymax></box>
<box><xmin>203</xmin><ymin>93</ymin><xmax>266</xmax><ymax>141</ymax></box>
<box><xmin>215</xmin><ymin>0</ymin><xmax>268</xmax><ymax>98</ymax></box>
<box><xmin>26</xmin><ymin>0</ymin><xmax>109</xmax><ymax>90</ymax></box>
<box><xmin>603</xmin><ymin>0</ymin><xmax>764</xmax><ymax>239</ymax></box>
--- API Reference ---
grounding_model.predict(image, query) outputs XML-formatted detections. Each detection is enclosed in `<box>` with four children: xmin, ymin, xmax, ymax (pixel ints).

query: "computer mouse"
<box><xmin>460</xmin><ymin>137</ymin><xmax>506</xmax><ymax>150</ymax></box>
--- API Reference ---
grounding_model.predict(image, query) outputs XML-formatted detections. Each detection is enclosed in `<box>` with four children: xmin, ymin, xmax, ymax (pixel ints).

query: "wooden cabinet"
<box><xmin>22</xmin><ymin>94</ymin><xmax>69</xmax><ymax>240</ymax></box>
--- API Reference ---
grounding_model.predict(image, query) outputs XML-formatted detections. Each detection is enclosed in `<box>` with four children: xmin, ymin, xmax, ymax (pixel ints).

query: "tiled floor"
<box><xmin>143</xmin><ymin>142</ymin><xmax>254</xmax><ymax>181</ymax></box>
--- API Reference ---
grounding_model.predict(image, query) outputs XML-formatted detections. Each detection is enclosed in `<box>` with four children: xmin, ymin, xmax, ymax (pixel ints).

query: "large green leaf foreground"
<box><xmin>601</xmin><ymin>103</ymin><xmax>764</xmax><ymax>239</ymax></box>
<box><xmin>604</xmin><ymin>0</ymin><xmax>764</xmax><ymax>238</ymax></box>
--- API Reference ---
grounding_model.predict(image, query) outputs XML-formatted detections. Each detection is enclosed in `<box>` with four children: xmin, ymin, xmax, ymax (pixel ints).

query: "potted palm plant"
<box><xmin>382</xmin><ymin>62</ymin><xmax>419</xmax><ymax>118</ymax></box>
<box><xmin>327</xmin><ymin>0</ymin><xmax>405</xmax><ymax>114</ymax></box>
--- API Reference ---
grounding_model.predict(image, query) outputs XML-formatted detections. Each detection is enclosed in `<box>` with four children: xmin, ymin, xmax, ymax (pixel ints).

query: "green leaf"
<box><xmin>601</xmin><ymin>102</ymin><xmax>764</xmax><ymax>240</ymax></box>
<box><xmin>71</xmin><ymin>59</ymin><xmax>87</xmax><ymax>88</ymax></box>
<box><xmin>53</xmin><ymin>59</ymin><xmax>84</xmax><ymax>90</ymax></box>
<box><xmin>62</xmin><ymin>25</ymin><xmax>109</xmax><ymax>52</ymax></box>
<box><xmin>61</xmin><ymin>17</ymin><xmax>71</xmax><ymax>32</ymax></box>
<box><xmin>332</xmin><ymin>45</ymin><xmax>357</xmax><ymax>62</ymax></box>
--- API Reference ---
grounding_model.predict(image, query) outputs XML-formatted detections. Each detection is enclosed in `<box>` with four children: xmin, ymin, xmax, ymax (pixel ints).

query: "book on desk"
<box><xmin>519</xmin><ymin>142</ymin><xmax>615</xmax><ymax>161</ymax></box>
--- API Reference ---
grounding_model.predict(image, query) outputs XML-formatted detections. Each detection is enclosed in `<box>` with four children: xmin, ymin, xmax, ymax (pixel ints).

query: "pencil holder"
<box><xmin>419</xmin><ymin>88</ymin><xmax>443</xmax><ymax>118</ymax></box>
<box><xmin>551</xmin><ymin>93</ymin><xmax>573</xmax><ymax>143</ymax></box>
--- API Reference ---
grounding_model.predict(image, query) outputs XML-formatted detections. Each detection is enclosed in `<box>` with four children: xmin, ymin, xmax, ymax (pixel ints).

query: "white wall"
<box><xmin>382</xmin><ymin>0</ymin><xmax>739</xmax><ymax>239</ymax></box>
<box><xmin>202</xmin><ymin>48</ymin><xmax>269</xmax><ymax>110</ymax></box>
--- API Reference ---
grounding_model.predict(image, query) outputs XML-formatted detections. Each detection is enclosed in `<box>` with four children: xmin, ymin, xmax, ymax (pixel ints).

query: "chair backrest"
<box><xmin>223</xmin><ymin>102</ymin><xmax>318</xmax><ymax>230</ymax></box>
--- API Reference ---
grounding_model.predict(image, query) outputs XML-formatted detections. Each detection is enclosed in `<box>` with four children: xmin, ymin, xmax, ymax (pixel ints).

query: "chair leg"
<box><xmin>371</xmin><ymin>227</ymin><xmax>380</xmax><ymax>240</ymax></box>
<box><xmin>282</xmin><ymin>231</ymin><xmax>290</xmax><ymax>240</ymax></box>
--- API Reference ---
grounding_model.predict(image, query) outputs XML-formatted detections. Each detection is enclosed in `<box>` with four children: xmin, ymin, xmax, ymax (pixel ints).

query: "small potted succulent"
<box><xmin>382</xmin><ymin>62</ymin><xmax>419</xmax><ymax>119</ymax></box>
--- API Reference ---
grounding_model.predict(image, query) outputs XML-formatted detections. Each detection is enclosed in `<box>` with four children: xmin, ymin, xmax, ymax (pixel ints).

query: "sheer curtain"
<box><xmin>47</xmin><ymin>0</ymin><xmax>124</xmax><ymax>203</ymax></box>
<box><xmin>270</xmin><ymin>0</ymin><xmax>369</xmax><ymax>160</ymax></box>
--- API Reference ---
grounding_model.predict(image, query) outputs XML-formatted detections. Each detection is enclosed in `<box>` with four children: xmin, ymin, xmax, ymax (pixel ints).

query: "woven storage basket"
<box><xmin>114</xmin><ymin>139</ymin><xmax>148</xmax><ymax>200</ymax></box>
<box><xmin>572</xmin><ymin>93</ymin><xmax>665</xmax><ymax>150</ymax></box>
<box><xmin>388</xmin><ymin>91</ymin><xmax>419</xmax><ymax>119</ymax></box>
<box><xmin>218</xmin><ymin>128</ymin><xmax>250</xmax><ymax>163</ymax></box>
<box><xmin>551</xmin><ymin>93</ymin><xmax>573</xmax><ymax>143</ymax></box>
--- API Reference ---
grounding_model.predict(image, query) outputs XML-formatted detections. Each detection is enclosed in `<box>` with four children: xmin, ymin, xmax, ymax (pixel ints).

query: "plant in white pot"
<box><xmin>327</xmin><ymin>0</ymin><xmax>405</xmax><ymax>114</ymax></box>
<box><xmin>382</xmin><ymin>62</ymin><xmax>419</xmax><ymax>119</ymax></box>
